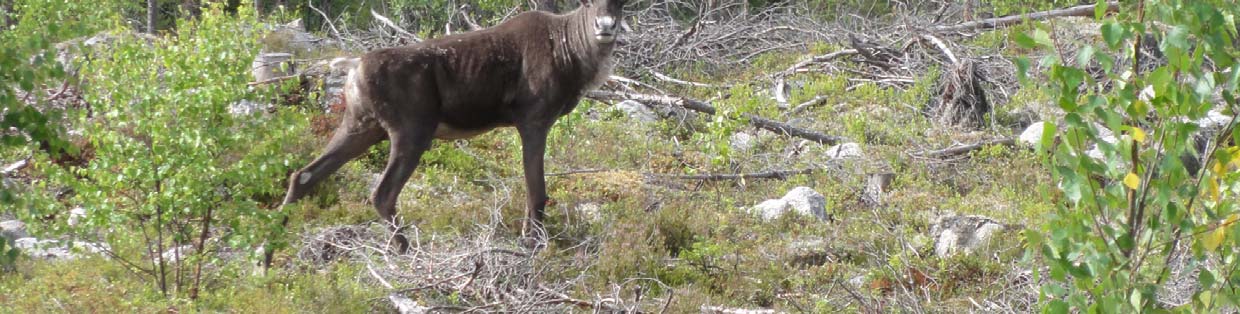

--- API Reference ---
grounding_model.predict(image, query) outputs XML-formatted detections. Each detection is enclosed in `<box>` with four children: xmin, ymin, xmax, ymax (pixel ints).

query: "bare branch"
<box><xmin>308</xmin><ymin>1</ymin><xmax>342</xmax><ymax>40</ymax></box>
<box><xmin>589</xmin><ymin>90</ymin><xmax>846</xmax><ymax>145</ymax></box>
<box><xmin>920</xmin><ymin>34</ymin><xmax>958</xmax><ymax>65</ymax></box>
<box><xmin>649</xmin><ymin>168</ymin><xmax>816</xmax><ymax>181</ymax></box>
<box><xmin>370</xmin><ymin>9</ymin><xmax>422</xmax><ymax>42</ymax></box>
<box><xmin>930</xmin><ymin>2</ymin><xmax>1119</xmax><ymax>34</ymax></box>
<box><xmin>912</xmin><ymin>138</ymin><xmax>1016</xmax><ymax>158</ymax></box>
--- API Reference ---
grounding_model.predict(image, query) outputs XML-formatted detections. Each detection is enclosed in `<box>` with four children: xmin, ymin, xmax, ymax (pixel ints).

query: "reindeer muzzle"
<box><xmin>594</xmin><ymin>16</ymin><xmax>618</xmax><ymax>43</ymax></box>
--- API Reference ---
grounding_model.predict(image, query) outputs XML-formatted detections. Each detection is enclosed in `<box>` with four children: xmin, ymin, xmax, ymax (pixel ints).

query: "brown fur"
<box><xmin>266</xmin><ymin>0</ymin><xmax>627</xmax><ymax>265</ymax></box>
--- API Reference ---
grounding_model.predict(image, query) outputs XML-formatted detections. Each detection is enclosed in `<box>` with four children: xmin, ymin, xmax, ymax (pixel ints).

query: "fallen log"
<box><xmin>588</xmin><ymin>90</ymin><xmax>845</xmax><ymax>145</ymax></box>
<box><xmin>930</xmin><ymin>2</ymin><xmax>1119</xmax><ymax>34</ymax></box>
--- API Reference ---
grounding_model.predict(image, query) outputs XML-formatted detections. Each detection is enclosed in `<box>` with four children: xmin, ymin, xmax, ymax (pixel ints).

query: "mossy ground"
<box><xmin>0</xmin><ymin>6</ymin><xmax>1071</xmax><ymax>310</ymax></box>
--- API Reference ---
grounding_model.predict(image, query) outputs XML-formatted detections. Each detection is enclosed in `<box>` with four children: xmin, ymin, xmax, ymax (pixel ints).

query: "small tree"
<box><xmin>24</xmin><ymin>2</ymin><xmax>308</xmax><ymax>299</ymax></box>
<box><xmin>1023</xmin><ymin>0</ymin><xmax>1240</xmax><ymax>312</ymax></box>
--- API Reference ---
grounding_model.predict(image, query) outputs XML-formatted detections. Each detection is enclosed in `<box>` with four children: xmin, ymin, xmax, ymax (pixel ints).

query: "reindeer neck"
<box><xmin>553</xmin><ymin>7</ymin><xmax>612</xmax><ymax>69</ymax></box>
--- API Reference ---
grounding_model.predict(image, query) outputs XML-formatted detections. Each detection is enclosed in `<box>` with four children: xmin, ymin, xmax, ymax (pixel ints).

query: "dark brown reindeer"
<box><xmin>265</xmin><ymin>0</ymin><xmax>627</xmax><ymax>265</ymax></box>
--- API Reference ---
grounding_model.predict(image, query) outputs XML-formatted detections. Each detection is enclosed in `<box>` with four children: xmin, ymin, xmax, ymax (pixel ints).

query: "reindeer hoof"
<box><xmin>388</xmin><ymin>234</ymin><xmax>411</xmax><ymax>255</ymax></box>
<box><xmin>518</xmin><ymin>236</ymin><xmax>546</xmax><ymax>251</ymax></box>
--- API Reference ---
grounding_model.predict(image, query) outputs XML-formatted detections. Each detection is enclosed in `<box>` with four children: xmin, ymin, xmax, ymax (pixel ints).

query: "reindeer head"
<box><xmin>579</xmin><ymin>0</ymin><xmax>626</xmax><ymax>44</ymax></box>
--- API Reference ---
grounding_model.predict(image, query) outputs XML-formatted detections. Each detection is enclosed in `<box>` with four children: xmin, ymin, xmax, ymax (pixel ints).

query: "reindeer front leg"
<box><xmin>516</xmin><ymin>120</ymin><xmax>554</xmax><ymax>247</ymax></box>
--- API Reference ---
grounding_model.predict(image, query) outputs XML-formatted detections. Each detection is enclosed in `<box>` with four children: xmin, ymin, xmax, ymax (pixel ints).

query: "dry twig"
<box><xmin>589</xmin><ymin>90</ymin><xmax>845</xmax><ymax>145</ymax></box>
<box><xmin>912</xmin><ymin>138</ymin><xmax>1016</xmax><ymax>158</ymax></box>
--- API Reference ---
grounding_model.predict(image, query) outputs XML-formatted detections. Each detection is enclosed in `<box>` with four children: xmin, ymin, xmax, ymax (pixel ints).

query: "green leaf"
<box><xmin>1102</xmin><ymin>22</ymin><xmax>1125</xmax><ymax>49</ymax></box>
<box><xmin>1076</xmin><ymin>45</ymin><xmax>1096</xmax><ymax>67</ymax></box>
<box><xmin>1041</xmin><ymin>121</ymin><xmax>1058</xmax><ymax>152</ymax></box>
<box><xmin>1015</xmin><ymin>31</ymin><xmax>1038</xmax><ymax>49</ymax></box>
<box><xmin>1047</xmin><ymin>300</ymin><xmax>1070</xmax><ymax>314</ymax></box>
<box><xmin>1204</xmin><ymin>225</ymin><xmax>1226</xmax><ymax>252</ymax></box>
<box><xmin>1166</xmin><ymin>26</ymin><xmax>1190</xmax><ymax>50</ymax></box>
<box><xmin>1130</xmin><ymin>288</ymin><xmax>1144</xmax><ymax>310</ymax></box>
<box><xmin>1032</xmin><ymin>28</ymin><xmax>1055</xmax><ymax>49</ymax></box>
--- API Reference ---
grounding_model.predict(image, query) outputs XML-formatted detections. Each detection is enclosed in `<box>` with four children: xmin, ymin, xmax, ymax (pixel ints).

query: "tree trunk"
<box><xmin>1</xmin><ymin>0</ymin><xmax>12</xmax><ymax>29</ymax></box>
<box><xmin>253</xmin><ymin>0</ymin><xmax>262</xmax><ymax>16</ymax></box>
<box><xmin>536</xmin><ymin>0</ymin><xmax>558</xmax><ymax>12</ymax></box>
<box><xmin>146</xmin><ymin>0</ymin><xmax>157</xmax><ymax>34</ymax></box>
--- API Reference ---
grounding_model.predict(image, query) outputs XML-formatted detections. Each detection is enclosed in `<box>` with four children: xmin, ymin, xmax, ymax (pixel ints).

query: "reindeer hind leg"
<box><xmin>370</xmin><ymin>120</ymin><xmax>437</xmax><ymax>254</ymax></box>
<box><xmin>283</xmin><ymin>118</ymin><xmax>385</xmax><ymax>205</ymax></box>
<box><xmin>264</xmin><ymin>117</ymin><xmax>383</xmax><ymax>269</ymax></box>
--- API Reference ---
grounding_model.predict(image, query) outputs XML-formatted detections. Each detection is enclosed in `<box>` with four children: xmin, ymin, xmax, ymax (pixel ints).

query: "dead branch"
<box><xmin>589</xmin><ymin>90</ymin><xmax>845</xmax><ymax>145</ymax></box>
<box><xmin>459</xmin><ymin>5</ymin><xmax>484</xmax><ymax>31</ymax></box>
<box><xmin>779</xmin><ymin>49</ymin><xmax>859</xmax><ymax>77</ymax></box>
<box><xmin>920</xmin><ymin>34</ymin><xmax>958</xmax><ymax>65</ymax></box>
<box><xmin>927</xmin><ymin>60</ymin><xmax>991</xmax><ymax>128</ymax></box>
<box><xmin>912</xmin><ymin>138</ymin><xmax>1016</xmax><ymax>158</ymax></box>
<box><xmin>370</xmin><ymin>9</ymin><xmax>422</xmax><ymax>42</ymax></box>
<box><xmin>930</xmin><ymin>2</ymin><xmax>1119</xmax><ymax>34</ymax></box>
<box><xmin>650</xmin><ymin>70</ymin><xmax>718</xmax><ymax>88</ymax></box>
<box><xmin>619</xmin><ymin>2</ymin><xmax>830</xmax><ymax>71</ymax></box>
<box><xmin>2</xmin><ymin>158</ymin><xmax>29</xmax><ymax>175</ymax></box>
<box><xmin>701</xmin><ymin>305</ymin><xmax>784</xmax><ymax>314</ymax></box>
<box><xmin>308</xmin><ymin>1</ymin><xmax>342</xmax><ymax>40</ymax></box>
<box><xmin>649</xmin><ymin>168</ymin><xmax>815</xmax><ymax>181</ymax></box>
<box><xmin>785</xmin><ymin>95</ymin><xmax>830</xmax><ymax>117</ymax></box>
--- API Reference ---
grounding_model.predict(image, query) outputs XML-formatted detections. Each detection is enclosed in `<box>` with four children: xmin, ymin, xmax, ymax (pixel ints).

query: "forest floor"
<box><xmin>0</xmin><ymin>2</ymin><xmax>1106</xmax><ymax>313</ymax></box>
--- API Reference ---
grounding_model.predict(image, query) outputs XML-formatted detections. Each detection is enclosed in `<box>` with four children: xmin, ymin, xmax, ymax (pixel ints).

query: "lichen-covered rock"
<box><xmin>753</xmin><ymin>199</ymin><xmax>792</xmax><ymax>221</ymax></box>
<box><xmin>251</xmin><ymin>52</ymin><xmax>295</xmax><ymax>83</ymax></box>
<box><xmin>575</xmin><ymin>202</ymin><xmax>603</xmax><ymax>222</ymax></box>
<box><xmin>228</xmin><ymin>99</ymin><xmax>271</xmax><ymax>116</ymax></box>
<box><xmin>752</xmin><ymin>187</ymin><xmax>828</xmax><ymax>221</ymax></box>
<box><xmin>786</xmin><ymin>236</ymin><xmax>833</xmax><ymax>266</ymax></box>
<box><xmin>14</xmin><ymin>238</ymin><xmax>109</xmax><ymax>260</ymax></box>
<box><xmin>1018</xmin><ymin>121</ymin><xmax>1047</xmax><ymax>147</ymax></box>
<box><xmin>67</xmin><ymin>207</ymin><xmax>87</xmax><ymax>226</ymax></box>
<box><xmin>730</xmin><ymin>132</ymin><xmax>757</xmax><ymax>152</ymax></box>
<box><xmin>161</xmin><ymin>245</ymin><xmax>196</xmax><ymax>263</ymax></box>
<box><xmin>930</xmin><ymin>215</ymin><xmax>1008</xmax><ymax>257</ymax></box>
<box><xmin>0</xmin><ymin>220</ymin><xmax>27</xmax><ymax>242</ymax></box>
<box><xmin>825</xmin><ymin>142</ymin><xmax>863</xmax><ymax>159</ymax></box>
<box><xmin>616</xmin><ymin>100</ymin><xmax>659</xmax><ymax>123</ymax></box>
<box><xmin>390</xmin><ymin>294</ymin><xmax>429</xmax><ymax>314</ymax></box>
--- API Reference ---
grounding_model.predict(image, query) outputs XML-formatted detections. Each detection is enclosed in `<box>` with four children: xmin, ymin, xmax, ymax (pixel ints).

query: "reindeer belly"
<box><xmin>433</xmin><ymin>122</ymin><xmax>512</xmax><ymax>140</ymax></box>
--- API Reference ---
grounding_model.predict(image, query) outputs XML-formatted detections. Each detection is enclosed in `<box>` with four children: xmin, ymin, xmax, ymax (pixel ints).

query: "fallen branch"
<box><xmin>701</xmin><ymin>305</ymin><xmax>784</xmax><ymax>314</ymax></box>
<box><xmin>589</xmin><ymin>90</ymin><xmax>845</xmax><ymax>145</ymax></box>
<box><xmin>920</xmin><ymin>34</ymin><xmax>959</xmax><ymax>65</ymax></box>
<box><xmin>912</xmin><ymin>138</ymin><xmax>1016</xmax><ymax>158</ymax></box>
<box><xmin>778</xmin><ymin>49</ymin><xmax>858</xmax><ymax>77</ymax></box>
<box><xmin>785</xmin><ymin>95</ymin><xmax>829</xmax><ymax>117</ymax></box>
<box><xmin>649</xmin><ymin>168</ymin><xmax>815</xmax><ymax>181</ymax></box>
<box><xmin>770</xmin><ymin>50</ymin><xmax>859</xmax><ymax>105</ymax></box>
<box><xmin>931</xmin><ymin>2</ymin><xmax>1119</xmax><ymax>34</ymax></box>
<box><xmin>2</xmin><ymin>158</ymin><xmax>29</xmax><ymax>175</ymax></box>
<box><xmin>535</xmin><ymin>286</ymin><xmax>632</xmax><ymax>313</ymax></box>
<box><xmin>650</xmin><ymin>70</ymin><xmax>717</xmax><ymax>88</ymax></box>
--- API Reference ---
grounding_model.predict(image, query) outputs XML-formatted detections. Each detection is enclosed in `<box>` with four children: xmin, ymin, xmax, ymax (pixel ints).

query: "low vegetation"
<box><xmin>1</xmin><ymin>0</ymin><xmax>1237</xmax><ymax>313</ymax></box>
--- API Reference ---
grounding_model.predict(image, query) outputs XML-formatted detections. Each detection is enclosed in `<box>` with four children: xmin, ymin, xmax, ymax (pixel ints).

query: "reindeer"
<box><xmin>265</xmin><ymin>0</ymin><xmax>627</xmax><ymax>265</ymax></box>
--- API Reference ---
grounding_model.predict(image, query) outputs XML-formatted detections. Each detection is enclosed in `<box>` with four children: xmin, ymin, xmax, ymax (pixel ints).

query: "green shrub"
<box><xmin>1022</xmin><ymin>1</ymin><xmax>1240</xmax><ymax>312</ymax></box>
<box><xmin>19</xmin><ymin>2</ymin><xmax>312</xmax><ymax>299</ymax></box>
